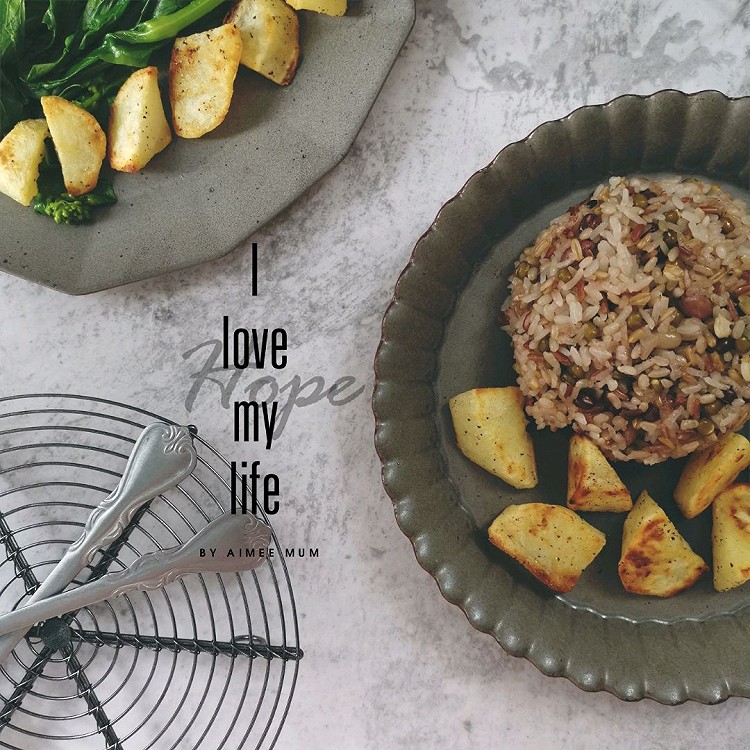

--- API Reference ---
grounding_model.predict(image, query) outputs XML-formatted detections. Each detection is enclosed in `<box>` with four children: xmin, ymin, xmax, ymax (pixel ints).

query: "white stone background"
<box><xmin>2</xmin><ymin>0</ymin><xmax>750</xmax><ymax>747</ymax></box>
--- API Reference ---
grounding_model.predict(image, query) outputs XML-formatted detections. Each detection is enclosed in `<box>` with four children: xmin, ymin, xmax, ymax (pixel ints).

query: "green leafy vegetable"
<box><xmin>1</xmin><ymin>0</ymin><xmax>230</xmax><ymax>224</ymax></box>
<box><xmin>32</xmin><ymin>185</ymin><xmax>117</xmax><ymax>224</ymax></box>
<box><xmin>0</xmin><ymin>0</ymin><xmax>25</xmax><ymax>61</ymax></box>
<box><xmin>0</xmin><ymin>0</ymin><xmax>28</xmax><ymax>129</ymax></box>
<box><xmin>1</xmin><ymin>0</ymin><xmax>229</xmax><ymax>134</ymax></box>
<box><xmin>0</xmin><ymin>68</ymin><xmax>27</xmax><ymax>132</ymax></box>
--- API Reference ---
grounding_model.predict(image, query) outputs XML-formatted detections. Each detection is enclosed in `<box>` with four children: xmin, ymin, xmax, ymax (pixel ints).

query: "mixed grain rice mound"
<box><xmin>502</xmin><ymin>176</ymin><xmax>750</xmax><ymax>464</ymax></box>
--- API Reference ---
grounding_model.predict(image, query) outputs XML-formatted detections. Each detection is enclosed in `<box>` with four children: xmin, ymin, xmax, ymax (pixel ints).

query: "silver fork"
<box><xmin>0</xmin><ymin>513</ymin><xmax>271</xmax><ymax>637</ymax></box>
<box><xmin>0</xmin><ymin>421</ymin><xmax>198</xmax><ymax>662</ymax></box>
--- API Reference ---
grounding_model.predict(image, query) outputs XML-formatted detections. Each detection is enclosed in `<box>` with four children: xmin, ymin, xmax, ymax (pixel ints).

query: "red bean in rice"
<box><xmin>502</xmin><ymin>176</ymin><xmax>750</xmax><ymax>464</ymax></box>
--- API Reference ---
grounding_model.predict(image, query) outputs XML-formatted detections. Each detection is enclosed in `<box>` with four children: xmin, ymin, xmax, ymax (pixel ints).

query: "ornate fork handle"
<box><xmin>0</xmin><ymin>422</ymin><xmax>198</xmax><ymax>663</ymax></box>
<box><xmin>67</xmin><ymin>424</ymin><xmax>197</xmax><ymax>563</ymax></box>
<box><xmin>0</xmin><ymin>513</ymin><xmax>272</xmax><ymax>638</ymax></box>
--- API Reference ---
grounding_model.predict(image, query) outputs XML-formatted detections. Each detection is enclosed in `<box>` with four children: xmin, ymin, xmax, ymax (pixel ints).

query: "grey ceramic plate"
<box><xmin>2</xmin><ymin>1</ymin><xmax>415</xmax><ymax>295</ymax></box>
<box><xmin>374</xmin><ymin>90</ymin><xmax>750</xmax><ymax>704</ymax></box>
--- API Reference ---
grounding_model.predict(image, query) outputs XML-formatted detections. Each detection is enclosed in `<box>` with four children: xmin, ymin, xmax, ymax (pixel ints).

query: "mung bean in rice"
<box><xmin>502</xmin><ymin>176</ymin><xmax>750</xmax><ymax>463</ymax></box>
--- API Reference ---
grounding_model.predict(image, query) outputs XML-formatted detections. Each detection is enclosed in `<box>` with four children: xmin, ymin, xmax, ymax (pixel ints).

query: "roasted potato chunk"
<box><xmin>488</xmin><ymin>503</ymin><xmax>605</xmax><ymax>593</ymax></box>
<box><xmin>567</xmin><ymin>434</ymin><xmax>632</xmax><ymax>512</ymax></box>
<box><xmin>286</xmin><ymin>0</ymin><xmax>346</xmax><ymax>15</ymax></box>
<box><xmin>712</xmin><ymin>483</ymin><xmax>750</xmax><ymax>592</ymax></box>
<box><xmin>0</xmin><ymin>119</ymin><xmax>49</xmax><ymax>206</ymax></box>
<box><xmin>169</xmin><ymin>23</ymin><xmax>242</xmax><ymax>139</ymax></box>
<box><xmin>227</xmin><ymin>0</ymin><xmax>300</xmax><ymax>85</ymax></box>
<box><xmin>619</xmin><ymin>491</ymin><xmax>707</xmax><ymax>597</ymax></box>
<box><xmin>449</xmin><ymin>387</ymin><xmax>537</xmax><ymax>489</ymax></box>
<box><xmin>109</xmin><ymin>67</ymin><xmax>172</xmax><ymax>172</ymax></box>
<box><xmin>40</xmin><ymin>96</ymin><xmax>106</xmax><ymax>196</ymax></box>
<box><xmin>674</xmin><ymin>432</ymin><xmax>750</xmax><ymax>519</ymax></box>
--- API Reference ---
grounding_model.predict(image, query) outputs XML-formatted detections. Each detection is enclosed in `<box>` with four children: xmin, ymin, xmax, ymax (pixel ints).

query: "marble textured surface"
<box><xmin>2</xmin><ymin>0</ymin><xmax>750</xmax><ymax>747</ymax></box>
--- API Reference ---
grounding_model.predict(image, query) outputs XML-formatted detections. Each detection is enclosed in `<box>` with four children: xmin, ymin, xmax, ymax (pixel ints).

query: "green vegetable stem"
<box><xmin>113</xmin><ymin>0</ymin><xmax>227</xmax><ymax>43</ymax></box>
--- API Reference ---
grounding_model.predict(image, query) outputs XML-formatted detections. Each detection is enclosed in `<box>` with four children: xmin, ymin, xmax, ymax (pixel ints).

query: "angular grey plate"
<box><xmin>2</xmin><ymin>1</ymin><xmax>415</xmax><ymax>295</ymax></box>
<box><xmin>374</xmin><ymin>90</ymin><xmax>750</xmax><ymax>704</ymax></box>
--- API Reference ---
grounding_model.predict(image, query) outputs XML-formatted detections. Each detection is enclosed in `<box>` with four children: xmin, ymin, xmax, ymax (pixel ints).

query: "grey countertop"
<box><xmin>2</xmin><ymin>1</ymin><xmax>750</xmax><ymax>747</ymax></box>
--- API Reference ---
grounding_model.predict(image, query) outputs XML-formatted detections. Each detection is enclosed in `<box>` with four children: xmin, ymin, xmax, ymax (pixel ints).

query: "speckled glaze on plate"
<box><xmin>2</xmin><ymin>1</ymin><xmax>415</xmax><ymax>295</ymax></box>
<box><xmin>374</xmin><ymin>90</ymin><xmax>750</xmax><ymax>704</ymax></box>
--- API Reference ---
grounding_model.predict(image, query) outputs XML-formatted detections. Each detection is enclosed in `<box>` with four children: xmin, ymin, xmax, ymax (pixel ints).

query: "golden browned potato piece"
<box><xmin>286</xmin><ymin>0</ymin><xmax>346</xmax><ymax>16</ymax></box>
<box><xmin>40</xmin><ymin>96</ymin><xmax>106</xmax><ymax>196</ymax></box>
<box><xmin>488</xmin><ymin>503</ymin><xmax>605</xmax><ymax>593</ymax></box>
<box><xmin>449</xmin><ymin>387</ymin><xmax>537</xmax><ymax>489</ymax></box>
<box><xmin>674</xmin><ymin>432</ymin><xmax>750</xmax><ymax>519</ymax></box>
<box><xmin>169</xmin><ymin>23</ymin><xmax>242</xmax><ymax>139</ymax></box>
<box><xmin>226</xmin><ymin>0</ymin><xmax>300</xmax><ymax>85</ymax></box>
<box><xmin>567</xmin><ymin>434</ymin><xmax>632</xmax><ymax>512</ymax></box>
<box><xmin>619</xmin><ymin>491</ymin><xmax>707</xmax><ymax>597</ymax></box>
<box><xmin>712</xmin><ymin>483</ymin><xmax>750</xmax><ymax>592</ymax></box>
<box><xmin>0</xmin><ymin>119</ymin><xmax>49</xmax><ymax>206</ymax></box>
<box><xmin>109</xmin><ymin>67</ymin><xmax>172</xmax><ymax>173</ymax></box>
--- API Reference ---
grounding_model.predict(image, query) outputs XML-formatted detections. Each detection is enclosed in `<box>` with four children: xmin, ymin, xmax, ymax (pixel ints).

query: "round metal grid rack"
<box><xmin>0</xmin><ymin>394</ymin><xmax>301</xmax><ymax>749</ymax></box>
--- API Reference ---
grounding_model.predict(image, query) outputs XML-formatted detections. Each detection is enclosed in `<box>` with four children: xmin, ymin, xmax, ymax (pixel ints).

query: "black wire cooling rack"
<box><xmin>0</xmin><ymin>394</ymin><xmax>302</xmax><ymax>750</ymax></box>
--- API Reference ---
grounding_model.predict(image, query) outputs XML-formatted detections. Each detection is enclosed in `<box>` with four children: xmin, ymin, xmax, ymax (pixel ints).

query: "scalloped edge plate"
<box><xmin>374</xmin><ymin>90</ymin><xmax>750</xmax><ymax>705</ymax></box>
